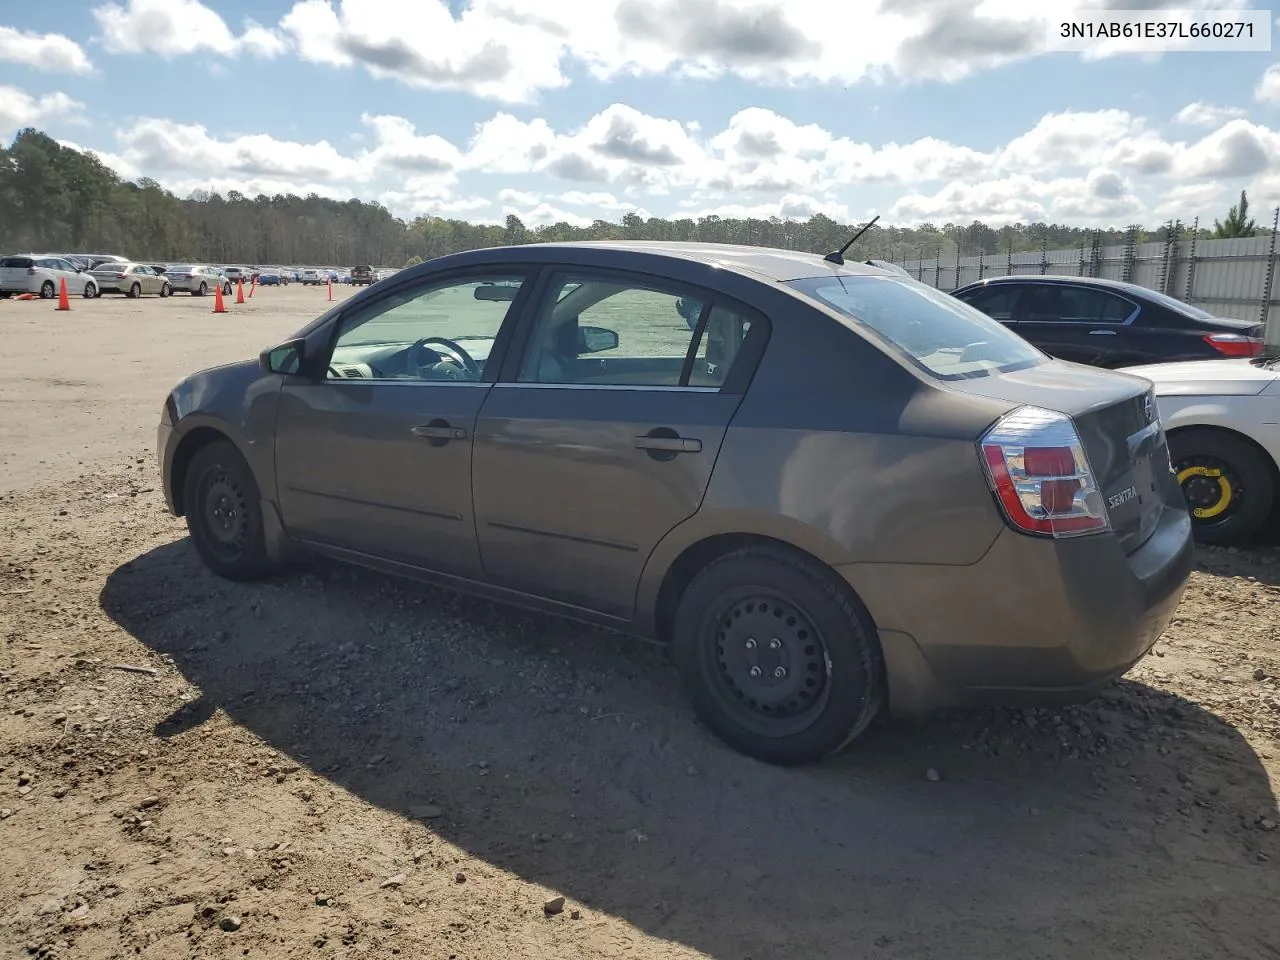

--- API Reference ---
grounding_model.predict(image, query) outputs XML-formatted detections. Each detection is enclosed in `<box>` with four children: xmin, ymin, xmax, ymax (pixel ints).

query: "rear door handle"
<box><xmin>633</xmin><ymin>435</ymin><xmax>701</xmax><ymax>453</ymax></box>
<box><xmin>1088</xmin><ymin>329</ymin><xmax>1118</xmax><ymax>335</ymax></box>
<box><xmin>410</xmin><ymin>423</ymin><xmax>466</xmax><ymax>441</ymax></box>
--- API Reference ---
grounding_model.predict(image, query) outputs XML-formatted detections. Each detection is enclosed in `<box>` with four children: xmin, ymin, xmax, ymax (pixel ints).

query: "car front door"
<box><xmin>471</xmin><ymin>269</ymin><xmax>765</xmax><ymax>618</ymax></box>
<box><xmin>1020</xmin><ymin>283</ymin><xmax>1138</xmax><ymax>366</ymax></box>
<box><xmin>272</xmin><ymin>270</ymin><xmax>534</xmax><ymax>576</ymax></box>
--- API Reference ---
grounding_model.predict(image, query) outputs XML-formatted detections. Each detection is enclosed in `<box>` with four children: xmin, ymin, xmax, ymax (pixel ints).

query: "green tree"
<box><xmin>1214</xmin><ymin>189</ymin><xmax>1257</xmax><ymax>239</ymax></box>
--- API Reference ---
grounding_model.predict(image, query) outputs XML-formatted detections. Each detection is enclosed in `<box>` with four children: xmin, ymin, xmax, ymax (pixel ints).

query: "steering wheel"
<box><xmin>407</xmin><ymin>336</ymin><xmax>481</xmax><ymax>379</ymax></box>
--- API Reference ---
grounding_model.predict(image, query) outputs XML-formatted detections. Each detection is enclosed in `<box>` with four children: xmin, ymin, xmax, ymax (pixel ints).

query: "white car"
<box><xmin>1121</xmin><ymin>357</ymin><xmax>1280</xmax><ymax>545</ymax></box>
<box><xmin>0</xmin><ymin>254</ymin><xmax>99</xmax><ymax>299</ymax></box>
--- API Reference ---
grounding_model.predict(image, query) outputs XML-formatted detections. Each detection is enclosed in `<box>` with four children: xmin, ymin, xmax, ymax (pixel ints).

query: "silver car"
<box><xmin>0</xmin><ymin>254</ymin><xmax>98</xmax><ymax>298</ymax></box>
<box><xmin>164</xmin><ymin>265</ymin><xmax>234</xmax><ymax>297</ymax></box>
<box><xmin>89</xmin><ymin>262</ymin><xmax>173</xmax><ymax>298</ymax></box>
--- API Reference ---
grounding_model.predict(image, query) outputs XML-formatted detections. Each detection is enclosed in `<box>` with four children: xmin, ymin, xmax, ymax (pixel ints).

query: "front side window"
<box><xmin>957</xmin><ymin>285</ymin><xmax>1021</xmax><ymax>321</ymax></box>
<box><xmin>325</xmin><ymin>274</ymin><xmax>527</xmax><ymax>382</ymax></box>
<box><xmin>517</xmin><ymin>272</ymin><xmax>747</xmax><ymax>388</ymax></box>
<box><xmin>787</xmin><ymin>274</ymin><xmax>1046</xmax><ymax>380</ymax></box>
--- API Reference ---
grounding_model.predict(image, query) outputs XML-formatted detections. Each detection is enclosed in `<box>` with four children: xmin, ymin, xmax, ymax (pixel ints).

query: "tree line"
<box><xmin>0</xmin><ymin>128</ymin><xmax>1266</xmax><ymax>270</ymax></box>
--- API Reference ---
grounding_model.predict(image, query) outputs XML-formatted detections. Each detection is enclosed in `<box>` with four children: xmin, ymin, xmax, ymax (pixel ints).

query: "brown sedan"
<box><xmin>157</xmin><ymin>241</ymin><xmax>1193</xmax><ymax>765</ymax></box>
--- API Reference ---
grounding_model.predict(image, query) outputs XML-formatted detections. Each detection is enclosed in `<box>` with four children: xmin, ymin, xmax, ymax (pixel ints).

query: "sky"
<box><xmin>2</xmin><ymin>0</ymin><xmax>1280</xmax><ymax>229</ymax></box>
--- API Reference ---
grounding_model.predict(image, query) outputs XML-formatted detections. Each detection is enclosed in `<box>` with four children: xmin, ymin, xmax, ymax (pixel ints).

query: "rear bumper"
<box><xmin>839</xmin><ymin>503</ymin><xmax>1194</xmax><ymax>716</ymax></box>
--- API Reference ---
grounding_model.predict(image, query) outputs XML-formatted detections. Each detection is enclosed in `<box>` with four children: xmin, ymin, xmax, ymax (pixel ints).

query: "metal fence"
<box><xmin>901</xmin><ymin>211</ymin><xmax>1280</xmax><ymax>329</ymax></box>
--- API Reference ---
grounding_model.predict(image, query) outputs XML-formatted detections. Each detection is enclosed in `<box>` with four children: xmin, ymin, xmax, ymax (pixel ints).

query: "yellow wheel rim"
<box><xmin>1176</xmin><ymin>464</ymin><xmax>1233</xmax><ymax>519</ymax></box>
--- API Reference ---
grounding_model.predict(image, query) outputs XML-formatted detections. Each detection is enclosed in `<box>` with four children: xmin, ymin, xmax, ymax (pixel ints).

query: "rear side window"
<box><xmin>1</xmin><ymin>256</ymin><xmax>34</xmax><ymax>268</ymax></box>
<box><xmin>1024</xmin><ymin>285</ymin><xmax>1135</xmax><ymax>324</ymax></box>
<box><xmin>787</xmin><ymin>275</ymin><xmax>1046</xmax><ymax>380</ymax></box>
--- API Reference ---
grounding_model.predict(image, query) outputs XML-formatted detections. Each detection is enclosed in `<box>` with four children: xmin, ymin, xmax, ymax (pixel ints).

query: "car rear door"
<box><xmin>471</xmin><ymin>268</ymin><xmax>766</xmax><ymax>618</ymax></box>
<box><xmin>1019</xmin><ymin>283</ymin><xmax>1138</xmax><ymax>366</ymax></box>
<box><xmin>272</xmin><ymin>268</ymin><xmax>534</xmax><ymax>577</ymax></box>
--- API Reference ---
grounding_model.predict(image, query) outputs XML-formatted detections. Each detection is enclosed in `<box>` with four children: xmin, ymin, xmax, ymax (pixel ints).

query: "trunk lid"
<box><xmin>947</xmin><ymin>359</ymin><xmax>1174</xmax><ymax>554</ymax></box>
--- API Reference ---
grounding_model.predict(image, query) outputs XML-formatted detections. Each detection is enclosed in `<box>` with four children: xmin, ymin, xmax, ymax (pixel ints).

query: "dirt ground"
<box><xmin>1</xmin><ymin>287</ymin><xmax>1279</xmax><ymax>960</ymax></box>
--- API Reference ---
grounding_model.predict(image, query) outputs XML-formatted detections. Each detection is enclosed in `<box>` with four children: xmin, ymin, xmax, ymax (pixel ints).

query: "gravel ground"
<box><xmin>1</xmin><ymin>289</ymin><xmax>1279</xmax><ymax>960</ymax></box>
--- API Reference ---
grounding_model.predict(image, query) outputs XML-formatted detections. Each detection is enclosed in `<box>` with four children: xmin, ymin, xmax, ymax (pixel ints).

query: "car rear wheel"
<box><xmin>671</xmin><ymin>545</ymin><xmax>883</xmax><ymax>765</ymax></box>
<box><xmin>183</xmin><ymin>440</ymin><xmax>275</xmax><ymax>581</ymax></box>
<box><xmin>160</xmin><ymin>282</ymin><xmax>172</xmax><ymax>297</ymax></box>
<box><xmin>1169</xmin><ymin>428</ymin><xmax>1274</xmax><ymax>545</ymax></box>
<box><xmin>195</xmin><ymin>282</ymin><xmax>207</xmax><ymax>296</ymax></box>
<box><xmin>128</xmin><ymin>282</ymin><xmax>141</xmax><ymax>299</ymax></box>
<box><xmin>40</xmin><ymin>280</ymin><xmax>55</xmax><ymax>299</ymax></box>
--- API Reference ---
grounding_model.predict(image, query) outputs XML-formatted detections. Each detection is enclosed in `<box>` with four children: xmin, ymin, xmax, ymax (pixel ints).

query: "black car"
<box><xmin>951</xmin><ymin>276</ymin><xmax>1263</xmax><ymax>368</ymax></box>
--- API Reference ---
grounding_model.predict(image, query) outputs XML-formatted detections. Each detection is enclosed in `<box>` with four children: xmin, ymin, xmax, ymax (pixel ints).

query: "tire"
<box><xmin>182</xmin><ymin>440</ymin><xmax>275</xmax><ymax>581</ymax></box>
<box><xmin>223</xmin><ymin>283</ymin><xmax>232</xmax><ymax>296</ymax></box>
<box><xmin>1169</xmin><ymin>427</ymin><xmax>1274</xmax><ymax>545</ymax></box>
<box><xmin>40</xmin><ymin>280</ymin><xmax>55</xmax><ymax>299</ymax></box>
<box><xmin>671</xmin><ymin>545</ymin><xmax>883</xmax><ymax>766</ymax></box>
<box><xmin>160</xmin><ymin>282</ymin><xmax>171</xmax><ymax>297</ymax></box>
<box><xmin>82</xmin><ymin>282</ymin><xmax>96</xmax><ymax>299</ymax></box>
<box><xmin>128</xmin><ymin>282</ymin><xmax>141</xmax><ymax>299</ymax></box>
<box><xmin>196</xmin><ymin>282</ymin><xmax>207</xmax><ymax>297</ymax></box>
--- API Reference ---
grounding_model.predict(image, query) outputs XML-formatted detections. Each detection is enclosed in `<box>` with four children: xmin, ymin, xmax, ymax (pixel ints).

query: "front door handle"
<box><xmin>1088</xmin><ymin>329</ymin><xmax>1118</xmax><ymax>335</ymax></box>
<box><xmin>633</xmin><ymin>435</ymin><xmax>701</xmax><ymax>453</ymax></box>
<box><xmin>411</xmin><ymin>422</ymin><xmax>466</xmax><ymax>441</ymax></box>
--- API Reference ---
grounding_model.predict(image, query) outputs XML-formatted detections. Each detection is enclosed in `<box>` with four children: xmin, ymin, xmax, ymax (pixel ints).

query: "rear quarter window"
<box><xmin>786</xmin><ymin>275</ymin><xmax>1047</xmax><ymax>380</ymax></box>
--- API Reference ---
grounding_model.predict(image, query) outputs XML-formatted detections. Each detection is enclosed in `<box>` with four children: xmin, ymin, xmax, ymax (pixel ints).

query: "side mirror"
<box><xmin>578</xmin><ymin>325</ymin><xmax>619</xmax><ymax>354</ymax></box>
<box><xmin>260</xmin><ymin>338</ymin><xmax>305</xmax><ymax>375</ymax></box>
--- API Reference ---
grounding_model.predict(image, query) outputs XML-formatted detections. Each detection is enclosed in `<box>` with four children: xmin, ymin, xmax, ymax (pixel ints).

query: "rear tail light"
<box><xmin>1203</xmin><ymin>333</ymin><xmax>1263</xmax><ymax>357</ymax></box>
<box><xmin>116</xmin><ymin>272</ymin><xmax>127</xmax><ymax>279</ymax></box>
<box><xmin>980</xmin><ymin>405</ymin><xmax>1109</xmax><ymax>538</ymax></box>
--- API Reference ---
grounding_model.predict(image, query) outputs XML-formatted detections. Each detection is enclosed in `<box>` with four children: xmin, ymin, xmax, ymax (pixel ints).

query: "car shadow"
<box><xmin>100</xmin><ymin>541</ymin><xmax>1280</xmax><ymax>959</ymax></box>
<box><xmin>1196</xmin><ymin>541</ymin><xmax>1280</xmax><ymax>587</ymax></box>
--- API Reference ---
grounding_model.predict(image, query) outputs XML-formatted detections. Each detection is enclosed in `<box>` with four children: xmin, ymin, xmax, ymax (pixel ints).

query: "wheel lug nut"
<box><xmin>749</xmin><ymin>666</ymin><xmax>762</xmax><ymax>678</ymax></box>
<box><xmin>744</xmin><ymin>638</ymin><xmax>756</xmax><ymax>650</ymax></box>
<box><xmin>774</xmin><ymin>667</ymin><xmax>787</xmax><ymax>679</ymax></box>
<box><xmin>769</xmin><ymin>638</ymin><xmax>781</xmax><ymax>650</ymax></box>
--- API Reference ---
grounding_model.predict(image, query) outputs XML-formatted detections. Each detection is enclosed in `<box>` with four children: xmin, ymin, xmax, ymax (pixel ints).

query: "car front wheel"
<box><xmin>1170</xmin><ymin>428</ymin><xmax>1274</xmax><ymax>545</ymax></box>
<box><xmin>671</xmin><ymin>545</ymin><xmax>883</xmax><ymax>765</ymax></box>
<box><xmin>182</xmin><ymin>440</ymin><xmax>275</xmax><ymax>581</ymax></box>
<box><xmin>82</xmin><ymin>282</ymin><xmax>97</xmax><ymax>299</ymax></box>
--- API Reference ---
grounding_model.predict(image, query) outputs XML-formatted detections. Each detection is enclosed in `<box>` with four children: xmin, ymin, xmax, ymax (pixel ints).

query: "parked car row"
<box><xmin>952</xmin><ymin>274</ymin><xmax>1276</xmax><ymax>547</ymax></box>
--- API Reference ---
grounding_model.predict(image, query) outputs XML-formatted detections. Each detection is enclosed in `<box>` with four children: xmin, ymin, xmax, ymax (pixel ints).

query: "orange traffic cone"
<box><xmin>55</xmin><ymin>277</ymin><xmax>70</xmax><ymax>311</ymax></box>
<box><xmin>327</xmin><ymin>277</ymin><xmax>334</xmax><ymax>301</ymax></box>
<box><xmin>213</xmin><ymin>282</ymin><xmax>227</xmax><ymax>314</ymax></box>
<box><xmin>247</xmin><ymin>277</ymin><xmax>257</xmax><ymax>299</ymax></box>
<box><xmin>236</xmin><ymin>279</ymin><xmax>246</xmax><ymax>304</ymax></box>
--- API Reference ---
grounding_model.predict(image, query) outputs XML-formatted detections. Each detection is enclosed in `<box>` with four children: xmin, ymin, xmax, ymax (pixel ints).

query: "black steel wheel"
<box><xmin>1169</xmin><ymin>428</ymin><xmax>1274</xmax><ymax>545</ymax></box>
<box><xmin>182</xmin><ymin>440</ymin><xmax>274</xmax><ymax>580</ymax></box>
<box><xmin>672</xmin><ymin>545</ymin><xmax>883</xmax><ymax>765</ymax></box>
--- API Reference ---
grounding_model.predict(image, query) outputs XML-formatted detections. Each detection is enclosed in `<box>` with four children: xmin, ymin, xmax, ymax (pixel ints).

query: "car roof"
<box><xmin>957</xmin><ymin>274</ymin><xmax>1161</xmax><ymax>299</ymax></box>
<box><xmin>456</xmin><ymin>240</ymin><xmax>898</xmax><ymax>284</ymax></box>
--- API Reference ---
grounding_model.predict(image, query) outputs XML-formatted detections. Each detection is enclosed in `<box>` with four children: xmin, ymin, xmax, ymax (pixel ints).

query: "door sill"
<box><xmin>298</xmin><ymin>539</ymin><xmax>641</xmax><ymax>637</ymax></box>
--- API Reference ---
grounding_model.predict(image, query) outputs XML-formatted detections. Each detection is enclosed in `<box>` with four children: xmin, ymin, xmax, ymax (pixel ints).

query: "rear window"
<box><xmin>1</xmin><ymin>256</ymin><xmax>33</xmax><ymax>268</ymax></box>
<box><xmin>1131</xmin><ymin>285</ymin><xmax>1215</xmax><ymax>320</ymax></box>
<box><xmin>167</xmin><ymin>265</ymin><xmax>193</xmax><ymax>272</ymax></box>
<box><xmin>786</xmin><ymin>275</ymin><xmax>1047</xmax><ymax>380</ymax></box>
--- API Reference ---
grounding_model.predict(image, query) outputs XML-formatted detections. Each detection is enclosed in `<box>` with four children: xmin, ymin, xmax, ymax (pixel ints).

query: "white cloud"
<box><xmin>111</xmin><ymin>119</ymin><xmax>366</xmax><ymax>181</ymax></box>
<box><xmin>51</xmin><ymin>97</ymin><xmax>1280</xmax><ymax>229</ymax></box>
<box><xmin>0</xmin><ymin>87</ymin><xmax>84</xmax><ymax>140</ymax></box>
<box><xmin>93</xmin><ymin>0</ymin><xmax>286</xmax><ymax>57</ymax></box>
<box><xmin>0</xmin><ymin>27</ymin><xmax>93</xmax><ymax>73</ymax></box>
<box><xmin>92</xmin><ymin>0</ymin><xmax>1261</xmax><ymax>102</ymax></box>
<box><xmin>1173</xmin><ymin>102</ymin><xmax>1246</xmax><ymax>126</ymax></box>
<box><xmin>1258</xmin><ymin>64</ymin><xmax>1280</xmax><ymax>104</ymax></box>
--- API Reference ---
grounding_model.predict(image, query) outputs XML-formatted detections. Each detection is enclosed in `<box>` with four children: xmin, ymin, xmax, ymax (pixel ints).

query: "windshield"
<box><xmin>787</xmin><ymin>274</ymin><xmax>1047</xmax><ymax>380</ymax></box>
<box><xmin>1130</xmin><ymin>285</ymin><xmax>1215</xmax><ymax>320</ymax></box>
